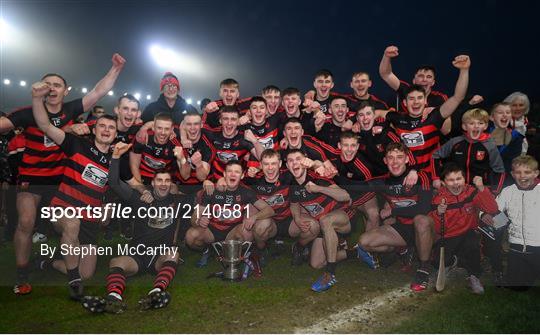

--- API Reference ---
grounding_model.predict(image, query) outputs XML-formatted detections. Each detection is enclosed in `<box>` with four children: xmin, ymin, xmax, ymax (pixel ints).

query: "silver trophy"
<box><xmin>212</xmin><ymin>240</ymin><xmax>252</xmax><ymax>281</ymax></box>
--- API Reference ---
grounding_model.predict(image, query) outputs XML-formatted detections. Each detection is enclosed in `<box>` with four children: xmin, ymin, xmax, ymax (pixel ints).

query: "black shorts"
<box><xmin>132</xmin><ymin>250</ymin><xmax>160</xmax><ymax>274</ymax></box>
<box><xmin>17</xmin><ymin>175</ymin><xmax>62</xmax><ymax>196</ymax></box>
<box><xmin>391</xmin><ymin>221</ymin><xmax>415</xmax><ymax>247</ymax></box>
<box><xmin>78</xmin><ymin>219</ymin><xmax>100</xmax><ymax>245</ymax></box>
<box><xmin>209</xmin><ymin>224</ymin><xmax>235</xmax><ymax>242</ymax></box>
<box><xmin>275</xmin><ymin>217</ymin><xmax>293</xmax><ymax>238</ymax></box>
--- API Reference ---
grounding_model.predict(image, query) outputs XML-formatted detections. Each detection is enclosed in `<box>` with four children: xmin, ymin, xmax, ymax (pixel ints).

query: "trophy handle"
<box><xmin>241</xmin><ymin>241</ymin><xmax>252</xmax><ymax>259</ymax></box>
<box><xmin>212</xmin><ymin>242</ymin><xmax>223</xmax><ymax>259</ymax></box>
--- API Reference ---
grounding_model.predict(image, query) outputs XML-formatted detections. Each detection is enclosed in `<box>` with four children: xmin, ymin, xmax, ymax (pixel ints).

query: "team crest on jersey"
<box><xmin>376</xmin><ymin>144</ymin><xmax>384</xmax><ymax>152</ymax></box>
<box><xmin>476</xmin><ymin>150</ymin><xmax>486</xmax><ymax>160</ymax></box>
<box><xmin>148</xmin><ymin>215</ymin><xmax>174</xmax><ymax>229</ymax></box>
<box><xmin>392</xmin><ymin>199</ymin><xmax>417</xmax><ymax>207</ymax></box>
<box><xmin>304</xmin><ymin>203</ymin><xmax>324</xmax><ymax>217</ymax></box>
<box><xmin>82</xmin><ymin>164</ymin><xmax>108</xmax><ymax>188</ymax></box>
<box><xmin>144</xmin><ymin>156</ymin><xmax>166</xmax><ymax>169</ymax></box>
<box><xmin>258</xmin><ymin>137</ymin><xmax>274</xmax><ymax>149</ymax></box>
<box><xmin>347</xmin><ymin>172</ymin><xmax>353</xmax><ymax>178</ymax></box>
<box><xmin>463</xmin><ymin>203</ymin><xmax>474</xmax><ymax>214</ymax></box>
<box><xmin>217</xmin><ymin>151</ymin><xmax>238</xmax><ymax>163</ymax></box>
<box><xmin>43</xmin><ymin>135</ymin><xmax>57</xmax><ymax>148</ymax></box>
<box><xmin>400</xmin><ymin>131</ymin><xmax>425</xmax><ymax>147</ymax></box>
<box><xmin>263</xmin><ymin>194</ymin><xmax>285</xmax><ymax>206</ymax></box>
<box><xmin>389</xmin><ymin>184</ymin><xmax>404</xmax><ymax>194</ymax></box>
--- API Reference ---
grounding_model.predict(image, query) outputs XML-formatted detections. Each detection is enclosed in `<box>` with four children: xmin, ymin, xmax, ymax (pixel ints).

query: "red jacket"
<box><xmin>430</xmin><ymin>185</ymin><xmax>498</xmax><ymax>238</ymax></box>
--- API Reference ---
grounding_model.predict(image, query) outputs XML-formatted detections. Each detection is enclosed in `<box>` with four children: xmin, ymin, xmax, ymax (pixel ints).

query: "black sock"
<box><xmin>326</xmin><ymin>262</ymin><xmax>337</xmax><ymax>275</ymax></box>
<box><xmin>16</xmin><ymin>265</ymin><xmax>30</xmax><ymax>283</ymax></box>
<box><xmin>419</xmin><ymin>261</ymin><xmax>430</xmax><ymax>272</ymax></box>
<box><xmin>67</xmin><ymin>267</ymin><xmax>81</xmax><ymax>285</ymax></box>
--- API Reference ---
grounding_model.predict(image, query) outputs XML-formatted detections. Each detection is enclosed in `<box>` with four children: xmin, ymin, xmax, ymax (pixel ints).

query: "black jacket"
<box><xmin>141</xmin><ymin>94</ymin><xmax>198</xmax><ymax>124</ymax></box>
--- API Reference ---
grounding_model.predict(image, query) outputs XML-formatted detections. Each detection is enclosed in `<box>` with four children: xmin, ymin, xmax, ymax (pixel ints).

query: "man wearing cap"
<box><xmin>141</xmin><ymin>72</ymin><xmax>198</xmax><ymax>125</ymax></box>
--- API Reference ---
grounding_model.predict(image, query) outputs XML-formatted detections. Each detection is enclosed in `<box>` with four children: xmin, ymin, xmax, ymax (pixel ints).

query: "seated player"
<box><xmin>430</xmin><ymin>163</ymin><xmax>499</xmax><ymax>294</ymax></box>
<box><xmin>81</xmin><ymin>142</ymin><xmax>182</xmax><ymax>313</ymax></box>
<box><xmin>488</xmin><ymin>102</ymin><xmax>525</xmax><ymax>173</ymax></box>
<box><xmin>378</xmin><ymin>46</ymin><xmax>471</xmax><ymax>174</ymax></box>
<box><xmin>432</xmin><ymin>108</ymin><xmax>506</xmax><ymax>193</ymax></box>
<box><xmin>31</xmin><ymin>82</ymin><xmax>117</xmax><ymax>299</ymax></box>
<box><xmin>286</xmin><ymin>149</ymin><xmax>351</xmax><ymax>292</ymax></box>
<box><xmin>185</xmin><ymin>160</ymin><xmax>274</xmax><ymax>249</ymax></box>
<box><xmin>357</xmin><ymin>143</ymin><xmax>434</xmax><ymax>292</ymax></box>
<box><xmin>481</xmin><ymin>156</ymin><xmax>540</xmax><ymax>290</ymax></box>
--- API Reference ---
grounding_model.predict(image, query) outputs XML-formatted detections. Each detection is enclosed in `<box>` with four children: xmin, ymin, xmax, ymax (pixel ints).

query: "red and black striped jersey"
<box><xmin>314</xmin><ymin>121</ymin><xmax>342</xmax><ymax>149</ymax></box>
<box><xmin>386</xmin><ymin>108</ymin><xmax>445</xmax><ymax>174</ymax></box>
<box><xmin>50</xmin><ymin>133</ymin><xmax>111</xmax><ymax>222</ymax></box>
<box><xmin>344</xmin><ymin>93</ymin><xmax>390</xmax><ymax>117</ymax></box>
<box><xmin>202</xmin><ymin>97</ymin><xmax>252</xmax><ymax>131</ymax></box>
<box><xmin>369</xmin><ymin>170</ymin><xmax>432</xmax><ymax>225</ymax></box>
<box><xmin>6</xmin><ymin>99</ymin><xmax>84</xmax><ymax>178</ymax></box>
<box><xmin>197</xmin><ymin>185</ymin><xmax>257</xmax><ymax>231</ymax></box>
<box><xmin>357</xmin><ymin>127</ymin><xmax>411</xmax><ymax>176</ymax></box>
<box><xmin>280</xmin><ymin>135</ymin><xmax>328</xmax><ymax>163</ymax></box>
<box><xmin>205</xmin><ymin>130</ymin><xmax>254</xmax><ymax>181</ymax></box>
<box><xmin>330</xmin><ymin>152</ymin><xmax>375</xmax><ymax>207</ymax></box>
<box><xmin>290</xmin><ymin>171</ymin><xmax>341</xmax><ymax>220</ymax></box>
<box><xmin>132</xmin><ymin>131</ymin><xmax>180</xmax><ymax>179</ymax></box>
<box><xmin>241</xmin><ymin>113</ymin><xmax>281</xmax><ymax>151</ymax></box>
<box><xmin>243</xmin><ymin>172</ymin><xmax>293</xmax><ymax>221</ymax></box>
<box><xmin>396</xmin><ymin>81</ymin><xmax>448</xmax><ymax>114</ymax></box>
<box><xmin>176</xmin><ymin>134</ymin><xmax>214</xmax><ymax>194</ymax></box>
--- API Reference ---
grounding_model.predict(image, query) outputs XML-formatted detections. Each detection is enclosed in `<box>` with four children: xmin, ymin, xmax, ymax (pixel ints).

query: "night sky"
<box><xmin>1</xmin><ymin>0</ymin><xmax>539</xmax><ymax>113</ymax></box>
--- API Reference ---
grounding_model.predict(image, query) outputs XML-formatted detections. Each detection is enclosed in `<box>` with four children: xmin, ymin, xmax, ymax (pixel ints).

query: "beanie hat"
<box><xmin>160</xmin><ymin>72</ymin><xmax>180</xmax><ymax>91</ymax></box>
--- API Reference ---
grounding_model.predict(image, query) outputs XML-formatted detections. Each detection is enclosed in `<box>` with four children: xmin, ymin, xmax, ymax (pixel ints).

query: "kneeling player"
<box><xmin>357</xmin><ymin>143</ymin><xmax>434</xmax><ymax>291</ymax></box>
<box><xmin>185</xmin><ymin>160</ymin><xmax>274</xmax><ymax>249</ymax></box>
<box><xmin>287</xmin><ymin>150</ymin><xmax>351</xmax><ymax>292</ymax></box>
<box><xmin>430</xmin><ymin>163</ymin><xmax>498</xmax><ymax>294</ymax></box>
<box><xmin>82</xmin><ymin>143</ymin><xmax>181</xmax><ymax>313</ymax></box>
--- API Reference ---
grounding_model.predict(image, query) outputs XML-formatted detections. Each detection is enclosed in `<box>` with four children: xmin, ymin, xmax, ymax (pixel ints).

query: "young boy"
<box><xmin>482</xmin><ymin>155</ymin><xmax>540</xmax><ymax>290</ymax></box>
<box><xmin>430</xmin><ymin>163</ymin><xmax>499</xmax><ymax>294</ymax></box>
<box><xmin>488</xmin><ymin>103</ymin><xmax>525</xmax><ymax>173</ymax></box>
<box><xmin>432</xmin><ymin>108</ymin><xmax>506</xmax><ymax>193</ymax></box>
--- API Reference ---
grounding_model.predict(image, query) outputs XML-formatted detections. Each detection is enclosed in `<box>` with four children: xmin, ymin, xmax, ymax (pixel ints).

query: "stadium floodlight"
<box><xmin>0</xmin><ymin>18</ymin><xmax>10</xmax><ymax>44</ymax></box>
<box><xmin>134</xmin><ymin>93</ymin><xmax>141</xmax><ymax>100</ymax></box>
<box><xmin>197</xmin><ymin>100</ymin><xmax>201</xmax><ymax>105</ymax></box>
<box><xmin>81</xmin><ymin>87</ymin><xmax>88</xmax><ymax>93</ymax></box>
<box><xmin>186</xmin><ymin>98</ymin><xmax>193</xmax><ymax>104</ymax></box>
<box><xmin>146</xmin><ymin>94</ymin><xmax>152</xmax><ymax>100</ymax></box>
<box><xmin>19</xmin><ymin>80</ymin><xmax>26</xmax><ymax>87</ymax></box>
<box><xmin>3</xmin><ymin>78</ymin><xmax>10</xmax><ymax>85</ymax></box>
<box><xmin>149</xmin><ymin>44</ymin><xmax>204</xmax><ymax>76</ymax></box>
<box><xmin>107</xmin><ymin>90</ymin><xmax>114</xmax><ymax>96</ymax></box>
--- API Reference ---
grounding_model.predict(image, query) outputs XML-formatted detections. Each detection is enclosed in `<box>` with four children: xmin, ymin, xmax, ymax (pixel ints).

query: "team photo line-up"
<box><xmin>0</xmin><ymin>45</ymin><xmax>538</xmax><ymax>314</ymax></box>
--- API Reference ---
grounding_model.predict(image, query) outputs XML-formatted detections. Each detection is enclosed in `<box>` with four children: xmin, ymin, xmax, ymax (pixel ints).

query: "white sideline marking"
<box><xmin>295</xmin><ymin>285</ymin><xmax>411</xmax><ymax>333</ymax></box>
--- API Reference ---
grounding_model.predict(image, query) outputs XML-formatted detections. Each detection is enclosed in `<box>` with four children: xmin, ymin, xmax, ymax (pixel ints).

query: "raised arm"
<box><xmin>31</xmin><ymin>82</ymin><xmax>65</xmax><ymax>145</ymax></box>
<box><xmin>82</xmin><ymin>53</ymin><xmax>126</xmax><ymax>112</ymax></box>
<box><xmin>439</xmin><ymin>55</ymin><xmax>470</xmax><ymax>119</ymax></box>
<box><xmin>379</xmin><ymin>46</ymin><xmax>402</xmax><ymax>91</ymax></box>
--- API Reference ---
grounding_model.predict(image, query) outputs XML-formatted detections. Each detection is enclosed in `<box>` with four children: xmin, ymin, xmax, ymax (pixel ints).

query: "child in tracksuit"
<box><xmin>432</xmin><ymin>108</ymin><xmax>506</xmax><ymax>194</ymax></box>
<box><xmin>482</xmin><ymin>155</ymin><xmax>540</xmax><ymax>290</ymax></box>
<box><xmin>430</xmin><ymin>163</ymin><xmax>499</xmax><ymax>294</ymax></box>
<box><xmin>488</xmin><ymin>102</ymin><xmax>525</xmax><ymax>173</ymax></box>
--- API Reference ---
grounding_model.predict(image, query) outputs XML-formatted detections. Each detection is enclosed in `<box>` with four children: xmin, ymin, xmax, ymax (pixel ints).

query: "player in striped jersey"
<box><xmin>31</xmin><ymin>81</ymin><xmax>118</xmax><ymax>300</ymax></box>
<box><xmin>202</xmin><ymin>78</ymin><xmax>252</xmax><ymax>131</ymax></box>
<box><xmin>5</xmin><ymin>53</ymin><xmax>125</xmax><ymax>296</ymax></box>
<box><xmin>378</xmin><ymin>50</ymin><xmax>471</xmax><ymax>175</ymax></box>
<box><xmin>286</xmin><ymin>149</ymin><xmax>351</xmax><ymax>292</ymax></box>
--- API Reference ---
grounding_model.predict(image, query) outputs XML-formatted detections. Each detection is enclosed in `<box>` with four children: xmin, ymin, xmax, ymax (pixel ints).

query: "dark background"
<box><xmin>1</xmin><ymin>0</ymin><xmax>539</xmax><ymax>115</ymax></box>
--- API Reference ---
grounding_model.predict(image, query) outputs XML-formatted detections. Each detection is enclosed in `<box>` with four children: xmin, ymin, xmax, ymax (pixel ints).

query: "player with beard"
<box><xmin>1</xmin><ymin>54</ymin><xmax>125</xmax><ymax>295</ymax></box>
<box><xmin>128</xmin><ymin>113</ymin><xmax>182</xmax><ymax>187</ymax></box>
<box><xmin>377</xmin><ymin>50</ymin><xmax>471</xmax><ymax>175</ymax></box>
<box><xmin>205</xmin><ymin>106</ymin><xmax>264</xmax><ymax>181</ymax></box>
<box><xmin>314</xmin><ymin>96</ymin><xmax>353</xmax><ymax>149</ymax></box>
<box><xmin>185</xmin><ymin>160</ymin><xmax>275</xmax><ymax>248</ymax></box>
<box><xmin>286</xmin><ymin>150</ymin><xmax>351</xmax><ymax>292</ymax></box>
<box><xmin>81</xmin><ymin>143</ymin><xmax>181</xmax><ymax>313</ymax></box>
<box><xmin>202</xmin><ymin>78</ymin><xmax>252</xmax><ymax>131</ymax></box>
<box><xmin>356</xmin><ymin>143</ymin><xmax>434</xmax><ymax>292</ymax></box>
<box><xmin>30</xmin><ymin>82</ymin><xmax>118</xmax><ymax>299</ymax></box>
